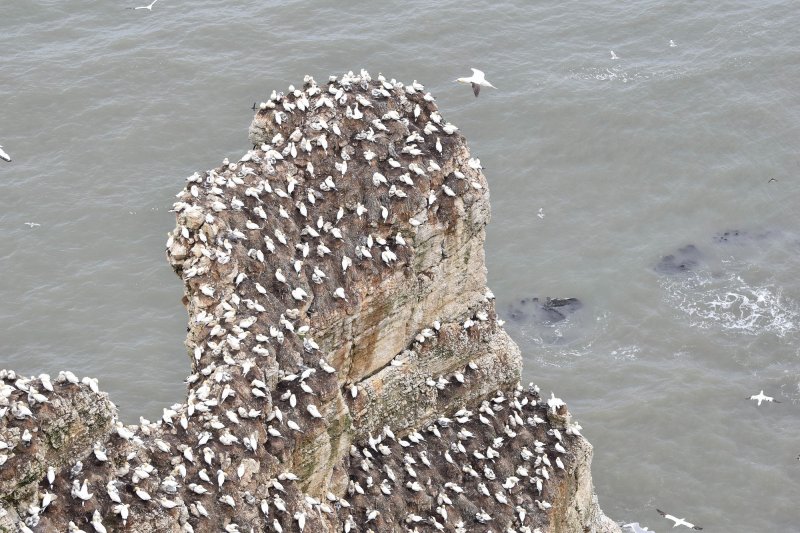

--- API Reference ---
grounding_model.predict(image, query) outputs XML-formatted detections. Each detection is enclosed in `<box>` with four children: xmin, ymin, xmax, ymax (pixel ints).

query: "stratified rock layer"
<box><xmin>0</xmin><ymin>71</ymin><xmax>620</xmax><ymax>533</ymax></box>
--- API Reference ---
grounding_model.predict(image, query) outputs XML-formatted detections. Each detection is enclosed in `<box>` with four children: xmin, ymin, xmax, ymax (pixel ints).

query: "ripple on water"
<box><xmin>566</xmin><ymin>64</ymin><xmax>687</xmax><ymax>85</ymax></box>
<box><xmin>505</xmin><ymin>304</ymin><xmax>611</xmax><ymax>367</ymax></box>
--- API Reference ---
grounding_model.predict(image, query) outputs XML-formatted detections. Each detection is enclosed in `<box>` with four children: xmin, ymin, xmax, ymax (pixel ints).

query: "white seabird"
<box><xmin>133</xmin><ymin>0</ymin><xmax>158</xmax><ymax>10</ymax></box>
<box><xmin>610</xmin><ymin>50</ymin><xmax>619</xmax><ymax>59</ymax></box>
<box><xmin>748</xmin><ymin>390</ymin><xmax>780</xmax><ymax>406</ymax></box>
<box><xmin>623</xmin><ymin>523</ymin><xmax>654</xmax><ymax>533</ymax></box>
<box><xmin>656</xmin><ymin>509</ymin><xmax>702</xmax><ymax>530</ymax></box>
<box><xmin>455</xmin><ymin>68</ymin><xmax>497</xmax><ymax>97</ymax></box>
<box><xmin>0</xmin><ymin>145</ymin><xmax>10</xmax><ymax>162</ymax></box>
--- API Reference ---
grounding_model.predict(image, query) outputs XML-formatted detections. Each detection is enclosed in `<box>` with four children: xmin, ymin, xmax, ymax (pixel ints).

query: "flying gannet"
<box><xmin>656</xmin><ymin>509</ymin><xmax>703</xmax><ymax>530</ymax></box>
<box><xmin>0</xmin><ymin>145</ymin><xmax>10</xmax><ymax>162</ymax></box>
<box><xmin>748</xmin><ymin>390</ymin><xmax>780</xmax><ymax>406</ymax></box>
<box><xmin>455</xmin><ymin>68</ymin><xmax>497</xmax><ymax>97</ymax></box>
<box><xmin>623</xmin><ymin>523</ymin><xmax>653</xmax><ymax>533</ymax></box>
<box><xmin>133</xmin><ymin>0</ymin><xmax>158</xmax><ymax>10</ymax></box>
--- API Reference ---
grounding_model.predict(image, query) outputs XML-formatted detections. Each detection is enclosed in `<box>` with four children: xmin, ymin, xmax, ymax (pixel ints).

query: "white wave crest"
<box><xmin>662</xmin><ymin>272</ymin><xmax>798</xmax><ymax>337</ymax></box>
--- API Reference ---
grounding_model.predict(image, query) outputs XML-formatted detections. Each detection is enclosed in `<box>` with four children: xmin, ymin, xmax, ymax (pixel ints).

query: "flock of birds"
<box><xmin>0</xmin><ymin>11</ymin><xmax>789</xmax><ymax>526</ymax></box>
<box><xmin>0</xmin><ymin>69</ymin><xmax>587</xmax><ymax>532</ymax></box>
<box><xmin>1</xmin><ymin>61</ymin><xmax>790</xmax><ymax>532</ymax></box>
<box><xmin>1</xmin><ymin>64</ymin><xmax>493</xmax><ymax>168</ymax></box>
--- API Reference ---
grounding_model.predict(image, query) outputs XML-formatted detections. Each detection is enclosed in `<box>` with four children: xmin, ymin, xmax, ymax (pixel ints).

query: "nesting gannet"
<box><xmin>0</xmin><ymin>145</ymin><xmax>10</xmax><ymax>162</ymax></box>
<box><xmin>748</xmin><ymin>390</ymin><xmax>780</xmax><ymax>406</ymax></box>
<box><xmin>656</xmin><ymin>509</ymin><xmax>702</xmax><ymax>530</ymax></box>
<box><xmin>133</xmin><ymin>0</ymin><xmax>157</xmax><ymax>9</ymax></box>
<box><xmin>91</xmin><ymin>510</ymin><xmax>107</xmax><ymax>533</ymax></box>
<box><xmin>455</xmin><ymin>68</ymin><xmax>497</xmax><ymax>97</ymax></box>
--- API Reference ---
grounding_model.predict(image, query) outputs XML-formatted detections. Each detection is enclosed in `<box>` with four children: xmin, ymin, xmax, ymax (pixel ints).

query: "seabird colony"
<box><xmin>0</xmin><ymin>70</ymin><xmax>594</xmax><ymax>532</ymax></box>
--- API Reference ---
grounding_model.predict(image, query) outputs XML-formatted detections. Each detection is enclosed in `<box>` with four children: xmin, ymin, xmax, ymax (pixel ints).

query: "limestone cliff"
<box><xmin>0</xmin><ymin>70</ymin><xmax>620</xmax><ymax>533</ymax></box>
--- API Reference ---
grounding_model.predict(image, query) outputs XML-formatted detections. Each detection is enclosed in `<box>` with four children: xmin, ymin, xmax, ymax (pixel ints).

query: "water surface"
<box><xmin>2</xmin><ymin>1</ymin><xmax>799</xmax><ymax>530</ymax></box>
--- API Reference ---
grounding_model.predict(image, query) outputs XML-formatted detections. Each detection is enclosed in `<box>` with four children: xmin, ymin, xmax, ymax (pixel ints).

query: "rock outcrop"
<box><xmin>0</xmin><ymin>70</ymin><xmax>620</xmax><ymax>533</ymax></box>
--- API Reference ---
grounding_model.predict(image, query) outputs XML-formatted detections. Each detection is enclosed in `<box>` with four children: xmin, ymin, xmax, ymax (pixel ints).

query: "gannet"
<box><xmin>133</xmin><ymin>0</ymin><xmax>157</xmax><ymax>10</ymax></box>
<box><xmin>455</xmin><ymin>68</ymin><xmax>497</xmax><ymax>97</ymax></box>
<box><xmin>657</xmin><ymin>509</ymin><xmax>703</xmax><ymax>530</ymax></box>
<box><xmin>748</xmin><ymin>390</ymin><xmax>780</xmax><ymax>406</ymax></box>
<box><xmin>91</xmin><ymin>510</ymin><xmax>107</xmax><ymax>533</ymax></box>
<box><xmin>0</xmin><ymin>145</ymin><xmax>10</xmax><ymax>162</ymax></box>
<box><xmin>669</xmin><ymin>40</ymin><xmax>677</xmax><ymax>47</ymax></box>
<box><xmin>623</xmin><ymin>523</ymin><xmax>653</xmax><ymax>533</ymax></box>
<box><xmin>610</xmin><ymin>50</ymin><xmax>619</xmax><ymax>59</ymax></box>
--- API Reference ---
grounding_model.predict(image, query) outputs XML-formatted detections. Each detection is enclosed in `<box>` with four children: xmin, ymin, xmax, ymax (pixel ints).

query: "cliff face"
<box><xmin>0</xmin><ymin>71</ymin><xmax>619</xmax><ymax>533</ymax></box>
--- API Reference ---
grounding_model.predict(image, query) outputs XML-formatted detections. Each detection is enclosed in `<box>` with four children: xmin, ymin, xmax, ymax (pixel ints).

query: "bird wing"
<box><xmin>656</xmin><ymin>509</ymin><xmax>682</xmax><ymax>523</ymax></box>
<box><xmin>471</xmin><ymin>68</ymin><xmax>484</xmax><ymax>78</ymax></box>
<box><xmin>472</xmin><ymin>83</ymin><xmax>480</xmax><ymax>97</ymax></box>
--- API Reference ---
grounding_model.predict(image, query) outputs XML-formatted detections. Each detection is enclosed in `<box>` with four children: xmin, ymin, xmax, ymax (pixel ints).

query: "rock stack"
<box><xmin>0</xmin><ymin>70</ymin><xmax>620</xmax><ymax>533</ymax></box>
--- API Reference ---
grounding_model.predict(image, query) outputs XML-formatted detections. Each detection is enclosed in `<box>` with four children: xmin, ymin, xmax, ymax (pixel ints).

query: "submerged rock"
<box><xmin>712</xmin><ymin>229</ymin><xmax>747</xmax><ymax>244</ymax></box>
<box><xmin>655</xmin><ymin>244</ymin><xmax>703</xmax><ymax>275</ymax></box>
<box><xmin>505</xmin><ymin>297</ymin><xmax>584</xmax><ymax>325</ymax></box>
<box><xmin>0</xmin><ymin>70</ymin><xmax>619</xmax><ymax>533</ymax></box>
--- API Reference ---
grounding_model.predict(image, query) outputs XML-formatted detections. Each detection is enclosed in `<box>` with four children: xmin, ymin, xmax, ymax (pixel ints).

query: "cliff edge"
<box><xmin>0</xmin><ymin>70</ymin><xmax>620</xmax><ymax>533</ymax></box>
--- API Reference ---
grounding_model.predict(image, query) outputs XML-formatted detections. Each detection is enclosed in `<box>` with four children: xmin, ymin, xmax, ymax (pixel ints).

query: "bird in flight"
<box><xmin>0</xmin><ymin>145</ymin><xmax>10</xmax><ymax>162</ymax></box>
<box><xmin>133</xmin><ymin>0</ymin><xmax>158</xmax><ymax>10</ymax></box>
<box><xmin>657</xmin><ymin>509</ymin><xmax>703</xmax><ymax>530</ymax></box>
<box><xmin>748</xmin><ymin>390</ymin><xmax>780</xmax><ymax>406</ymax></box>
<box><xmin>455</xmin><ymin>68</ymin><xmax>497</xmax><ymax>97</ymax></box>
<box><xmin>623</xmin><ymin>523</ymin><xmax>653</xmax><ymax>533</ymax></box>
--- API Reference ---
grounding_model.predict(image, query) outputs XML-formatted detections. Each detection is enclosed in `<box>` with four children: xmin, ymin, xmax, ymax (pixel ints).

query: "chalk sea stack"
<box><xmin>0</xmin><ymin>71</ymin><xmax>620</xmax><ymax>532</ymax></box>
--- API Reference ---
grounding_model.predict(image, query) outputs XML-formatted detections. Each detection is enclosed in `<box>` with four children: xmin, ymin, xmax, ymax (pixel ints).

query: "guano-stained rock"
<box><xmin>0</xmin><ymin>70</ymin><xmax>620</xmax><ymax>533</ymax></box>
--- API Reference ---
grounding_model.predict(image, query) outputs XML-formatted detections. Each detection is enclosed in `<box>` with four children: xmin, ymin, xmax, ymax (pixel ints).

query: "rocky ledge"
<box><xmin>0</xmin><ymin>70</ymin><xmax>620</xmax><ymax>533</ymax></box>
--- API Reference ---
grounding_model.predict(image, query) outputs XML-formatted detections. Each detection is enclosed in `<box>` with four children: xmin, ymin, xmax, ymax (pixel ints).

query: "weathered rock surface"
<box><xmin>0</xmin><ymin>70</ymin><xmax>620</xmax><ymax>533</ymax></box>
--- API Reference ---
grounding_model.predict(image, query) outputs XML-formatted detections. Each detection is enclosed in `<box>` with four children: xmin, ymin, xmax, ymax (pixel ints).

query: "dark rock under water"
<box><xmin>505</xmin><ymin>297</ymin><xmax>584</xmax><ymax>325</ymax></box>
<box><xmin>656</xmin><ymin>227</ymin><xmax>797</xmax><ymax>276</ymax></box>
<box><xmin>654</xmin><ymin>244</ymin><xmax>703</xmax><ymax>275</ymax></box>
